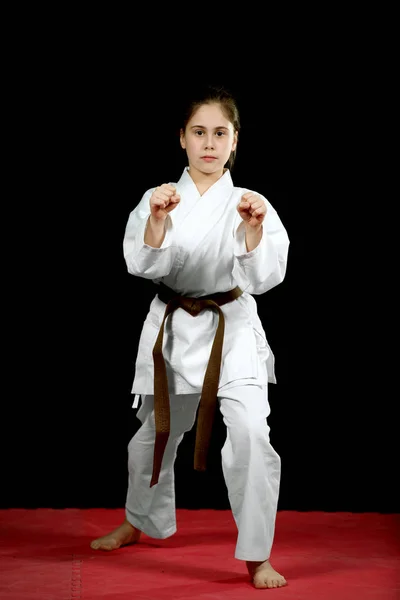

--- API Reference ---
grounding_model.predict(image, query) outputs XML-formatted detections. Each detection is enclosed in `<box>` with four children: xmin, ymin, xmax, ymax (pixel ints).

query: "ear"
<box><xmin>180</xmin><ymin>128</ymin><xmax>186</xmax><ymax>149</ymax></box>
<box><xmin>232</xmin><ymin>131</ymin><xmax>238</xmax><ymax>152</ymax></box>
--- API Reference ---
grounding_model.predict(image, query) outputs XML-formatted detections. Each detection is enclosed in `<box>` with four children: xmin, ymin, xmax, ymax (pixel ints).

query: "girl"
<box><xmin>91</xmin><ymin>84</ymin><xmax>289</xmax><ymax>590</ymax></box>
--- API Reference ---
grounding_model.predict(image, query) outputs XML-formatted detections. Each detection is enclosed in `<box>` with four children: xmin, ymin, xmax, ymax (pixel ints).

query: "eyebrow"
<box><xmin>190</xmin><ymin>125</ymin><xmax>230</xmax><ymax>130</ymax></box>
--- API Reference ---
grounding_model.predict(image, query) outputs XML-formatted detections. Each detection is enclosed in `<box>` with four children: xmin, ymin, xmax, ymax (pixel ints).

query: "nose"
<box><xmin>204</xmin><ymin>135</ymin><xmax>215</xmax><ymax>150</ymax></box>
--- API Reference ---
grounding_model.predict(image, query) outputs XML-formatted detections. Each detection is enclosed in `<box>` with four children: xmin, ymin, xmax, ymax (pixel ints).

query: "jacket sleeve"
<box><xmin>122</xmin><ymin>188</ymin><xmax>180</xmax><ymax>280</ymax></box>
<box><xmin>232</xmin><ymin>196</ymin><xmax>290</xmax><ymax>295</ymax></box>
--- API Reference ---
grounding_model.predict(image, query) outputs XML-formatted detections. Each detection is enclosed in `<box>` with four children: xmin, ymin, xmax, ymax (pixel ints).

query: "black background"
<box><xmin>3</xmin><ymin>36</ymin><xmax>396</xmax><ymax>515</ymax></box>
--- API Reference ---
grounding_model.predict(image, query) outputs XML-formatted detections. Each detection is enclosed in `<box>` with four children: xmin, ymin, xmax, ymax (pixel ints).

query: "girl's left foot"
<box><xmin>246</xmin><ymin>560</ymin><xmax>287</xmax><ymax>589</ymax></box>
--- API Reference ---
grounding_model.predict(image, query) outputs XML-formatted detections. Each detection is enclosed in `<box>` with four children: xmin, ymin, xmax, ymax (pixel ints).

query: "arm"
<box><xmin>233</xmin><ymin>194</ymin><xmax>290</xmax><ymax>294</ymax></box>
<box><xmin>123</xmin><ymin>185</ymin><xmax>181</xmax><ymax>279</ymax></box>
<box><xmin>144</xmin><ymin>216</ymin><xmax>167</xmax><ymax>248</ymax></box>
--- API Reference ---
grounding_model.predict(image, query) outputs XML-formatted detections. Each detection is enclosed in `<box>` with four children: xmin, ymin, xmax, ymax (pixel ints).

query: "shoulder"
<box><xmin>144</xmin><ymin>182</ymin><xmax>179</xmax><ymax>194</ymax></box>
<box><xmin>232</xmin><ymin>185</ymin><xmax>269</xmax><ymax>202</ymax></box>
<box><xmin>232</xmin><ymin>185</ymin><xmax>253</xmax><ymax>197</ymax></box>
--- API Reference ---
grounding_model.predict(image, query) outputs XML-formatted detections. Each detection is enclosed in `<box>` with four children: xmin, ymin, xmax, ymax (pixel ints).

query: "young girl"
<box><xmin>91</xmin><ymin>84</ymin><xmax>289</xmax><ymax>590</ymax></box>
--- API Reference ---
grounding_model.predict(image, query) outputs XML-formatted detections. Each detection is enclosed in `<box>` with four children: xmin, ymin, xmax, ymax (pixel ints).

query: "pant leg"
<box><xmin>125</xmin><ymin>393</ymin><xmax>200</xmax><ymax>538</ymax></box>
<box><xmin>218</xmin><ymin>384</ymin><xmax>281</xmax><ymax>561</ymax></box>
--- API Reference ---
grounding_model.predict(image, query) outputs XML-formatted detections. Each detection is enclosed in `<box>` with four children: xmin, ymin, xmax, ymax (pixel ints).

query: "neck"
<box><xmin>187</xmin><ymin>166</ymin><xmax>226</xmax><ymax>196</ymax></box>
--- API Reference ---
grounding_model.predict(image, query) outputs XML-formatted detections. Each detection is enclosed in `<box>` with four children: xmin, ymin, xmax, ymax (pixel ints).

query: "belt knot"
<box><xmin>180</xmin><ymin>297</ymin><xmax>205</xmax><ymax>316</ymax></box>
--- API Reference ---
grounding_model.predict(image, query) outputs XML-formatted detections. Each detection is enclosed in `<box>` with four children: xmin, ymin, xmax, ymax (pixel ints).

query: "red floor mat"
<box><xmin>0</xmin><ymin>509</ymin><xmax>398</xmax><ymax>599</ymax></box>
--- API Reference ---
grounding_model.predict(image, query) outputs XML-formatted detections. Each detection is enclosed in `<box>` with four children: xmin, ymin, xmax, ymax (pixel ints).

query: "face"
<box><xmin>180</xmin><ymin>103</ymin><xmax>238</xmax><ymax>177</ymax></box>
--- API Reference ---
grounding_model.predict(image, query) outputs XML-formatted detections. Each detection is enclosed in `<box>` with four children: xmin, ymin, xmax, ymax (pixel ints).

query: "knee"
<box><xmin>235</xmin><ymin>415</ymin><xmax>270</xmax><ymax>441</ymax></box>
<box><xmin>227</xmin><ymin>418</ymin><xmax>272</xmax><ymax>459</ymax></box>
<box><xmin>127</xmin><ymin>431</ymin><xmax>155</xmax><ymax>473</ymax></box>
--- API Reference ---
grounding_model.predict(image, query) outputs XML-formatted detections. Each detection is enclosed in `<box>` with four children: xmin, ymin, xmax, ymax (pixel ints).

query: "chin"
<box><xmin>198</xmin><ymin>163</ymin><xmax>222</xmax><ymax>174</ymax></box>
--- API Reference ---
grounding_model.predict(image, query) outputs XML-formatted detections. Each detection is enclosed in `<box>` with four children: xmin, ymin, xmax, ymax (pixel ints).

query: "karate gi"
<box><xmin>122</xmin><ymin>167</ymin><xmax>290</xmax><ymax>560</ymax></box>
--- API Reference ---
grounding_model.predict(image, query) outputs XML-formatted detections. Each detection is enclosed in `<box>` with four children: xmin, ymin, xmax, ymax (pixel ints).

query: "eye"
<box><xmin>194</xmin><ymin>130</ymin><xmax>204</xmax><ymax>136</ymax></box>
<box><xmin>216</xmin><ymin>131</ymin><xmax>226</xmax><ymax>137</ymax></box>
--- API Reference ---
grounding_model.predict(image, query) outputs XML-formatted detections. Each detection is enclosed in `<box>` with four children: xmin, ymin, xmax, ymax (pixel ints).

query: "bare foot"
<box><xmin>246</xmin><ymin>560</ymin><xmax>287</xmax><ymax>589</ymax></box>
<box><xmin>90</xmin><ymin>519</ymin><xmax>141</xmax><ymax>551</ymax></box>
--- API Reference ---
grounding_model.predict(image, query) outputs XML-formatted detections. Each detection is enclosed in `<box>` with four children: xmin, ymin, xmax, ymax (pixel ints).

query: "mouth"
<box><xmin>201</xmin><ymin>156</ymin><xmax>217</xmax><ymax>162</ymax></box>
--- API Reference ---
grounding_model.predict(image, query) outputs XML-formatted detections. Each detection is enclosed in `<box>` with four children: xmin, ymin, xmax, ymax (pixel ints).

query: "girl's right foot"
<box><xmin>90</xmin><ymin>519</ymin><xmax>141</xmax><ymax>551</ymax></box>
<box><xmin>246</xmin><ymin>559</ymin><xmax>287</xmax><ymax>589</ymax></box>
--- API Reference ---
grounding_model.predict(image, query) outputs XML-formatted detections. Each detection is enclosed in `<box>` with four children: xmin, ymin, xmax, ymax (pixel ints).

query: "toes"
<box><xmin>253</xmin><ymin>574</ymin><xmax>287</xmax><ymax>589</ymax></box>
<box><xmin>90</xmin><ymin>540</ymin><xmax>116</xmax><ymax>551</ymax></box>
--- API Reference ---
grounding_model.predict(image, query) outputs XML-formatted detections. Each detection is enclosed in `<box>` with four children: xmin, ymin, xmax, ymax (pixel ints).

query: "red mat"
<box><xmin>0</xmin><ymin>509</ymin><xmax>398</xmax><ymax>599</ymax></box>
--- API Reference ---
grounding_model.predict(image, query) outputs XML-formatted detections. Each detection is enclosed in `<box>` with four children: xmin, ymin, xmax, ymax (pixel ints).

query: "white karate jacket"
<box><xmin>123</xmin><ymin>167</ymin><xmax>289</xmax><ymax>397</ymax></box>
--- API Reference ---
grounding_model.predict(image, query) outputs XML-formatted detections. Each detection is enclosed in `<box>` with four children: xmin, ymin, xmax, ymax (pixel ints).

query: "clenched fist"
<box><xmin>237</xmin><ymin>192</ymin><xmax>267</xmax><ymax>228</ymax></box>
<box><xmin>150</xmin><ymin>184</ymin><xmax>181</xmax><ymax>222</ymax></box>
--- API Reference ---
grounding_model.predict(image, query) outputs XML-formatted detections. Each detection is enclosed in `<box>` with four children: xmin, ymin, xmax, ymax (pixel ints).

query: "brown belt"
<box><xmin>150</xmin><ymin>282</ymin><xmax>243</xmax><ymax>487</ymax></box>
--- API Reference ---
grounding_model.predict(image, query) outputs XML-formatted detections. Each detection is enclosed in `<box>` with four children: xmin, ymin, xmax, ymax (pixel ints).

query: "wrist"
<box><xmin>149</xmin><ymin>215</ymin><xmax>166</xmax><ymax>229</ymax></box>
<box><xmin>245</xmin><ymin>223</ymin><xmax>263</xmax><ymax>234</ymax></box>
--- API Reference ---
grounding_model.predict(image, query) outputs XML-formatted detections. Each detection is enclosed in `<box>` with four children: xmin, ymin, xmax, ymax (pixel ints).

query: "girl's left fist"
<box><xmin>237</xmin><ymin>192</ymin><xmax>267</xmax><ymax>227</ymax></box>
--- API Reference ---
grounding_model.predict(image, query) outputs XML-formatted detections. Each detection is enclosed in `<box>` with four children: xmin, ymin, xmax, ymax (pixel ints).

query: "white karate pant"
<box><xmin>125</xmin><ymin>384</ymin><xmax>281</xmax><ymax>561</ymax></box>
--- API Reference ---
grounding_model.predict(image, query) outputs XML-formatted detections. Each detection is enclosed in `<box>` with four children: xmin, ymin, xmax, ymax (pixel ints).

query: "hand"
<box><xmin>150</xmin><ymin>184</ymin><xmax>180</xmax><ymax>222</ymax></box>
<box><xmin>237</xmin><ymin>192</ymin><xmax>267</xmax><ymax>228</ymax></box>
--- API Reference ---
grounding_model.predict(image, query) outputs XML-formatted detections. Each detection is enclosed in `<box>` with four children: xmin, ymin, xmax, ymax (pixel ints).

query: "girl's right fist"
<box><xmin>150</xmin><ymin>184</ymin><xmax>180</xmax><ymax>221</ymax></box>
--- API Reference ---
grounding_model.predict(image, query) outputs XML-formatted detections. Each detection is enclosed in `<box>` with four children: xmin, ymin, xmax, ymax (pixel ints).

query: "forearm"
<box><xmin>144</xmin><ymin>216</ymin><xmax>166</xmax><ymax>248</ymax></box>
<box><xmin>245</xmin><ymin>224</ymin><xmax>263</xmax><ymax>252</ymax></box>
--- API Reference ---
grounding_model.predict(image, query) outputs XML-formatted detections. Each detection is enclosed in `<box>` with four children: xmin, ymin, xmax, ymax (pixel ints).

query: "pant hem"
<box><xmin>235</xmin><ymin>554</ymin><xmax>270</xmax><ymax>561</ymax></box>
<box><xmin>125</xmin><ymin>512</ymin><xmax>176</xmax><ymax>540</ymax></box>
